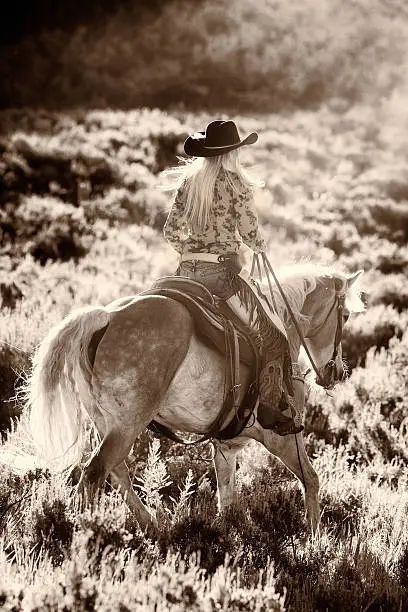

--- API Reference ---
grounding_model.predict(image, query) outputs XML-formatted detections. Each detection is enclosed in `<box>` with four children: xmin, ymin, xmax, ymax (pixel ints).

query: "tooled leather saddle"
<box><xmin>142</xmin><ymin>276</ymin><xmax>261</xmax><ymax>443</ymax></box>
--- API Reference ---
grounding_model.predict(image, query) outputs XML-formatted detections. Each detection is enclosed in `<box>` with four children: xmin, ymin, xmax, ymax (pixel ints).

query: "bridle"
<box><xmin>254</xmin><ymin>253</ymin><xmax>347</xmax><ymax>390</ymax></box>
<box><xmin>305</xmin><ymin>289</ymin><xmax>346</xmax><ymax>387</ymax></box>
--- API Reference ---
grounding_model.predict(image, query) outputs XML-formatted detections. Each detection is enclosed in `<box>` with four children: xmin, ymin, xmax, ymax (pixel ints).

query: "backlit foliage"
<box><xmin>0</xmin><ymin>96</ymin><xmax>407</xmax><ymax>609</ymax></box>
<box><xmin>0</xmin><ymin>0</ymin><xmax>406</xmax><ymax>110</ymax></box>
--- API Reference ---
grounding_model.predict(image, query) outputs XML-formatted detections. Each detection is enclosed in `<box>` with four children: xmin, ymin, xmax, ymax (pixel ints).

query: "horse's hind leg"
<box><xmin>75</xmin><ymin>378</ymin><xmax>155</xmax><ymax>528</ymax></box>
<box><xmin>80</xmin><ymin>421</ymin><xmax>156</xmax><ymax>529</ymax></box>
<box><xmin>110</xmin><ymin>462</ymin><xmax>156</xmax><ymax>528</ymax></box>
<box><xmin>79</xmin><ymin>424</ymin><xmax>130</xmax><ymax>496</ymax></box>
<box><xmin>76</xmin><ymin>378</ymin><xmax>156</xmax><ymax>528</ymax></box>
<box><xmin>81</xmin><ymin>296</ymin><xmax>192</xmax><ymax>527</ymax></box>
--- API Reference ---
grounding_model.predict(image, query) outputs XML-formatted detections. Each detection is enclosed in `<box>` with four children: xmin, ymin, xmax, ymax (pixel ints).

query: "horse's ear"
<box><xmin>334</xmin><ymin>278</ymin><xmax>344</xmax><ymax>292</ymax></box>
<box><xmin>347</xmin><ymin>270</ymin><xmax>364</xmax><ymax>288</ymax></box>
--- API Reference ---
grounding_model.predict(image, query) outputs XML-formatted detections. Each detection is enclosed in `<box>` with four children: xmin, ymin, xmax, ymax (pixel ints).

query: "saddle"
<box><xmin>141</xmin><ymin>276</ymin><xmax>261</xmax><ymax>443</ymax></box>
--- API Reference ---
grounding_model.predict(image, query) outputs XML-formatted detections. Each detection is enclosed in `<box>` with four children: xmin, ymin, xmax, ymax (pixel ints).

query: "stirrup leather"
<box><xmin>259</xmin><ymin>360</ymin><xmax>283</xmax><ymax>411</ymax></box>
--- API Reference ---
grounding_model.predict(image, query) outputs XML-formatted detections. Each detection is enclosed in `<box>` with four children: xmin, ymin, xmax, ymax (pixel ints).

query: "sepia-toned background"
<box><xmin>0</xmin><ymin>1</ymin><xmax>408</xmax><ymax>610</ymax></box>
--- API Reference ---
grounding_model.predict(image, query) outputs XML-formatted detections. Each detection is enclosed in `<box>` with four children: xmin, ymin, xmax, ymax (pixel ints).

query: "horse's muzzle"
<box><xmin>317</xmin><ymin>360</ymin><xmax>344</xmax><ymax>389</ymax></box>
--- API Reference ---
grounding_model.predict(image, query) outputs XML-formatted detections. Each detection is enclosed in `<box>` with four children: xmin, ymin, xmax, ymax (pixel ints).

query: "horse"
<box><xmin>25</xmin><ymin>263</ymin><xmax>364</xmax><ymax>534</ymax></box>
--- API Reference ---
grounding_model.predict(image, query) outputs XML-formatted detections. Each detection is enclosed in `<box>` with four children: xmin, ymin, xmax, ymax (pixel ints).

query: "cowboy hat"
<box><xmin>184</xmin><ymin>120</ymin><xmax>258</xmax><ymax>157</ymax></box>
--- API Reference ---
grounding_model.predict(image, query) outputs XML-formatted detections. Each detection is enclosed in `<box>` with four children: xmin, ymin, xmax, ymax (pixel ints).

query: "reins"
<box><xmin>250</xmin><ymin>252</ymin><xmax>332</xmax><ymax>494</ymax></box>
<box><xmin>251</xmin><ymin>253</ymin><xmax>344</xmax><ymax>389</ymax></box>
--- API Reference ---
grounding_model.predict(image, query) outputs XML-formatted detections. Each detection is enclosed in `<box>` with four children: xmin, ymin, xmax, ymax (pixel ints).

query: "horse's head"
<box><xmin>301</xmin><ymin>270</ymin><xmax>364</xmax><ymax>389</ymax></box>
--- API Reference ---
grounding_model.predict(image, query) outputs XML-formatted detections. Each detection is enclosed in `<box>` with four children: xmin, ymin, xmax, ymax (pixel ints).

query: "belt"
<box><xmin>180</xmin><ymin>252</ymin><xmax>226</xmax><ymax>263</ymax></box>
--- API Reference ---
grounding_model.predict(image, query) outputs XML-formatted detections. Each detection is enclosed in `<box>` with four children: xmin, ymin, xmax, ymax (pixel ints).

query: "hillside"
<box><xmin>0</xmin><ymin>100</ymin><xmax>407</xmax><ymax>610</ymax></box>
<box><xmin>1</xmin><ymin>0</ymin><xmax>407</xmax><ymax>110</ymax></box>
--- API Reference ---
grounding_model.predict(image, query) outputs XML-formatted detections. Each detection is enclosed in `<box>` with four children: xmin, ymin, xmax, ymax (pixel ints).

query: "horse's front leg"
<box><xmin>213</xmin><ymin>438</ymin><xmax>249</xmax><ymax>513</ymax></box>
<box><xmin>261</xmin><ymin>377</ymin><xmax>320</xmax><ymax>534</ymax></box>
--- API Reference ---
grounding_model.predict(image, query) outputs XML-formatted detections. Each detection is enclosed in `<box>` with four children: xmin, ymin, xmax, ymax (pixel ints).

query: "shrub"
<box><xmin>395</xmin><ymin>546</ymin><xmax>408</xmax><ymax>591</ymax></box>
<box><xmin>304</xmin><ymin>401</ymin><xmax>350</xmax><ymax>448</ymax></box>
<box><xmin>342</xmin><ymin>305</ymin><xmax>407</xmax><ymax>369</ymax></box>
<box><xmin>163</xmin><ymin>514</ymin><xmax>231</xmax><ymax>574</ymax></box>
<box><xmin>0</xmin><ymin>110</ymin><xmax>189</xmax><ymax>265</ymax></box>
<box><xmin>340</xmin><ymin>238</ymin><xmax>408</xmax><ymax>276</ymax></box>
<box><xmin>321</xmin><ymin>222</ymin><xmax>361</xmax><ymax>256</ymax></box>
<box><xmin>0</xmin><ymin>344</ymin><xmax>30</xmax><ymax>437</ymax></box>
<box><xmin>0</xmin><ymin>281</ymin><xmax>24</xmax><ymax>310</ymax></box>
<box><xmin>0</xmin><ymin>148</ymin><xmax>31</xmax><ymax>209</ymax></box>
<box><xmin>30</xmin><ymin>499</ymin><xmax>74</xmax><ymax>565</ymax></box>
<box><xmin>369</xmin><ymin>200</ymin><xmax>408</xmax><ymax>243</ymax></box>
<box><xmin>78</xmin><ymin>509</ymin><xmax>136</xmax><ymax>569</ymax></box>
<box><xmin>1</xmin><ymin>100</ymin><xmax>408</xmax><ymax>612</ymax></box>
<box><xmin>320</xmin><ymin>490</ymin><xmax>363</xmax><ymax>535</ymax></box>
<box><xmin>313</xmin><ymin>547</ymin><xmax>405</xmax><ymax>612</ymax></box>
<box><xmin>376</xmin><ymin>246</ymin><xmax>408</xmax><ymax>275</ymax></box>
<box><xmin>350</xmin><ymin>198</ymin><xmax>408</xmax><ymax>245</ymax></box>
<box><xmin>331</xmin><ymin>338</ymin><xmax>408</xmax><ymax>465</ymax></box>
<box><xmin>164</xmin><ymin>455</ymin><xmax>216</xmax><ymax>508</ymax></box>
<box><xmin>369</xmin><ymin>274</ymin><xmax>408</xmax><ymax>312</ymax></box>
<box><xmin>9</xmin><ymin>132</ymin><xmax>120</xmax><ymax>204</ymax></box>
<box><xmin>14</xmin><ymin>196</ymin><xmax>93</xmax><ymax>263</ymax></box>
<box><xmin>82</xmin><ymin>188</ymin><xmax>133</xmax><ymax>225</ymax></box>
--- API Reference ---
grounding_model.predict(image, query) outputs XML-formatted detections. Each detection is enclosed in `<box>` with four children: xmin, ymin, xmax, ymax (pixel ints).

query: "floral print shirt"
<box><xmin>163</xmin><ymin>169</ymin><xmax>267</xmax><ymax>254</ymax></box>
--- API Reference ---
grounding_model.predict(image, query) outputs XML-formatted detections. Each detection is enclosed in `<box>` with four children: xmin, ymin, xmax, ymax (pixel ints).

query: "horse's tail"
<box><xmin>27</xmin><ymin>305</ymin><xmax>110</xmax><ymax>472</ymax></box>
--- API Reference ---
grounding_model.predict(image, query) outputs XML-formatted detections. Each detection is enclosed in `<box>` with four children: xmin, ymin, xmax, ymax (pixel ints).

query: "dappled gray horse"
<box><xmin>26</xmin><ymin>264</ymin><xmax>364</xmax><ymax>533</ymax></box>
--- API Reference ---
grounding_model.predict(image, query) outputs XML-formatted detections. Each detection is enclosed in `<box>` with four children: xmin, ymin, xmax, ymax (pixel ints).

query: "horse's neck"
<box><xmin>286</xmin><ymin>325</ymin><xmax>302</xmax><ymax>362</ymax></box>
<box><xmin>268</xmin><ymin>281</ymin><xmax>308</xmax><ymax>362</ymax></box>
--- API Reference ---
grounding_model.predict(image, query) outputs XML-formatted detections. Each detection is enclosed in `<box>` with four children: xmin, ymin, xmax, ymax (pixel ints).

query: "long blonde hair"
<box><xmin>161</xmin><ymin>150</ymin><xmax>263</xmax><ymax>232</ymax></box>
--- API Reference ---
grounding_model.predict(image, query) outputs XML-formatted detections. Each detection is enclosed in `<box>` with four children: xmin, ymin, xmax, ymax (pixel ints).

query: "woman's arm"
<box><xmin>235</xmin><ymin>186</ymin><xmax>267</xmax><ymax>253</ymax></box>
<box><xmin>163</xmin><ymin>186</ymin><xmax>188</xmax><ymax>253</ymax></box>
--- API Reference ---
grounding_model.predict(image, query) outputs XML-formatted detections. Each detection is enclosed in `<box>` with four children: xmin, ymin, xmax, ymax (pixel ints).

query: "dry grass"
<box><xmin>0</xmin><ymin>102</ymin><xmax>407</xmax><ymax>610</ymax></box>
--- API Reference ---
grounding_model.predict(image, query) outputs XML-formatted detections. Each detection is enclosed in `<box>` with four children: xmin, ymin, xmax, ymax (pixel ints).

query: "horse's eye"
<box><xmin>343</xmin><ymin>313</ymin><xmax>350</xmax><ymax>323</ymax></box>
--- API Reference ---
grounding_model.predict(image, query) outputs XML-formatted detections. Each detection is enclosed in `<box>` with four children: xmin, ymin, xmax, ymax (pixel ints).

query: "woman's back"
<box><xmin>164</xmin><ymin>167</ymin><xmax>265</xmax><ymax>255</ymax></box>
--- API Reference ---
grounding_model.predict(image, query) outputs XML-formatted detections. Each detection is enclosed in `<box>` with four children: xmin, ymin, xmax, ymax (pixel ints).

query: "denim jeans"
<box><xmin>178</xmin><ymin>261</ymin><xmax>238</xmax><ymax>300</ymax></box>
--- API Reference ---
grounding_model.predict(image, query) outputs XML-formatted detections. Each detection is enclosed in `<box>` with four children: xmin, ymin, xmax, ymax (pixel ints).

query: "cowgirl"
<box><xmin>162</xmin><ymin>120</ymin><xmax>303</xmax><ymax>436</ymax></box>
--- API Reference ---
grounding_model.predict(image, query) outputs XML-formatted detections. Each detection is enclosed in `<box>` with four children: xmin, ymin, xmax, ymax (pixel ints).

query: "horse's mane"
<box><xmin>265</xmin><ymin>262</ymin><xmax>365</xmax><ymax>328</ymax></box>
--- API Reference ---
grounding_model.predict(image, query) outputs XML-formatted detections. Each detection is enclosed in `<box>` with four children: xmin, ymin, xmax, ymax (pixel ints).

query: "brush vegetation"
<box><xmin>0</xmin><ymin>94</ymin><xmax>408</xmax><ymax>610</ymax></box>
<box><xmin>1</xmin><ymin>0</ymin><xmax>407</xmax><ymax>110</ymax></box>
